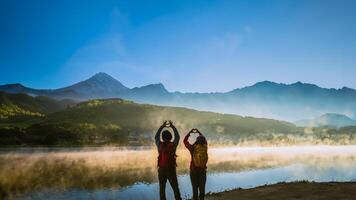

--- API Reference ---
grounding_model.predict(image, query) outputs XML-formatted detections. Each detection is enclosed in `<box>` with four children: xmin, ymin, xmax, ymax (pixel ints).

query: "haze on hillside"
<box><xmin>295</xmin><ymin>113</ymin><xmax>356</xmax><ymax>128</ymax></box>
<box><xmin>1</xmin><ymin>72</ymin><xmax>356</xmax><ymax>121</ymax></box>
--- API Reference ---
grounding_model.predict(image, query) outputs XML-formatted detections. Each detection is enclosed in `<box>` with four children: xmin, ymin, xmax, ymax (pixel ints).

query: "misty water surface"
<box><xmin>1</xmin><ymin>146</ymin><xmax>356</xmax><ymax>200</ymax></box>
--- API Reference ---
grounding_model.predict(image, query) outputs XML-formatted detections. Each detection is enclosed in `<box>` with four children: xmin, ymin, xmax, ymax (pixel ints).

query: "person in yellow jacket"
<box><xmin>184</xmin><ymin>128</ymin><xmax>208</xmax><ymax>200</ymax></box>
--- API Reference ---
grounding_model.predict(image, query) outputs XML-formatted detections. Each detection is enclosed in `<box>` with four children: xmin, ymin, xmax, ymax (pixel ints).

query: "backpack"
<box><xmin>158</xmin><ymin>142</ymin><xmax>177</xmax><ymax>168</ymax></box>
<box><xmin>192</xmin><ymin>144</ymin><xmax>208</xmax><ymax>168</ymax></box>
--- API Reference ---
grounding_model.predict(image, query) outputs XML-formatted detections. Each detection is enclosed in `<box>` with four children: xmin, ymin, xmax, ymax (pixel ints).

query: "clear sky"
<box><xmin>1</xmin><ymin>0</ymin><xmax>356</xmax><ymax>92</ymax></box>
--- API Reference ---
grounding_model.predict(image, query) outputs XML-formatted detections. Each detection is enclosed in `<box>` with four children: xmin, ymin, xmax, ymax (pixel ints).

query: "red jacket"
<box><xmin>183</xmin><ymin>133</ymin><xmax>207</xmax><ymax>171</ymax></box>
<box><xmin>155</xmin><ymin>125</ymin><xmax>180</xmax><ymax>168</ymax></box>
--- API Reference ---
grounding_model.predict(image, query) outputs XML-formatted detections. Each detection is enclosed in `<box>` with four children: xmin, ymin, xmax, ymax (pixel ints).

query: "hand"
<box><xmin>190</xmin><ymin>128</ymin><xmax>198</xmax><ymax>133</ymax></box>
<box><xmin>162</xmin><ymin>120</ymin><xmax>172</xmax><ymax>127</ymax></box>
<box><xmin>162</xmin><ymin>120</ymin><xmax>168</xmax><ymax>127</ymax></box>
<box><xmin>196</xmin><ymin>129</ymin><xmax>203</xmax><ymax>135</ymax></box>
<box><xmin>168</xmin><ymin>120</ymin><xmax>173</xmax><ymax>126</ymax></box>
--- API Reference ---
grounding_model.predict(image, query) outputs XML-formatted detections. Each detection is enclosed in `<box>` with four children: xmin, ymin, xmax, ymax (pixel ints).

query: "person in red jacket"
<box><xmin>155</xmin><ymin>120</ymin><xmax>182</xmax><ymax>200</ymax></box>
<box><xmin>184</xmin><ymin>128</ymin><xmax>208</xmax><ymax>200</ymax></box>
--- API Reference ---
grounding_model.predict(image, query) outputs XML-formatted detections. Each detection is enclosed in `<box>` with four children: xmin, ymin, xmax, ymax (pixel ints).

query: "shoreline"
<box><xmin>206</xmin><ymin>181</ymin><xmax>356</xmax><ymax>200</ymax></box>
<box><xmin>2</xmin><ymin>145</ymin><xmax>356</xmax><ymax>154</ymax></box>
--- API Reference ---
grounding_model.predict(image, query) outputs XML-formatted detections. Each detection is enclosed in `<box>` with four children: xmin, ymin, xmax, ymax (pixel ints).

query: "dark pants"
<box><xmin>190</xmin><ymin>169</ymin><xmax>206</xmax><ymax>200</ymax></box>
<box><xmin>158</xmin><ymin>167</ymin><xmax>182</xmax><ymax>200</ymax></box>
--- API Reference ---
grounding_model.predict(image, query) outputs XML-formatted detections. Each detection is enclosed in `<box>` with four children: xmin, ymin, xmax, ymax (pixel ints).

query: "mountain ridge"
<box><xmin>2</xmin><ymin>73</ymin><xmax>355</xmax><ymax>94</ymax></box>
<box><xmin>294</xmin><ymin>113</ymin><xmax>356</xmax><ymax>128</ymax></box>
<box><xmin>1</xmin><ymin>72</ymin><xmax>356</xmax><ymax>121</ymax></box>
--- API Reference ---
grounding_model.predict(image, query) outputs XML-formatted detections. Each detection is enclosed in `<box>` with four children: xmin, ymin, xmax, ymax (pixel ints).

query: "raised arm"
<box><xmin>197</xmin><ymin>129</ymin><xmax>208</xmax><ymax>145</ymax></box>
<box><xmin>171</xmin><ymin>124</ymin><xmax>180</xmax><ymax>147</ymax></box>
<box><xmin>155</xmin><ymin>124</ymin><xmax>165</xmax><ymax>148</ymax></box>
<box><xmin>184</xmin><ymin>132</ymin><xmax>193</xmax><ymax>151</ymax></box>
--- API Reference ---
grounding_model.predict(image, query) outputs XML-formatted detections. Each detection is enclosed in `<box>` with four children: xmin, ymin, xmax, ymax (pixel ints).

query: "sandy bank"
<box><xmin>206</xmin><ymin>182</ymin><xmax>356</xmax><ymax>200</ymax></box>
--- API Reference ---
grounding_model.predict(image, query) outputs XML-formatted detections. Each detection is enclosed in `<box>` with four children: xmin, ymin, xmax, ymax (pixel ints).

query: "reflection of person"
<box><xmin>155</xmin><ymin>120</ymin><xmax>182</xmax><ymax>200</ymax></box>
<box><xmin>184</xmin><ymin>129</ymin><xmax>208</xmax><ymax>200</ymax></box>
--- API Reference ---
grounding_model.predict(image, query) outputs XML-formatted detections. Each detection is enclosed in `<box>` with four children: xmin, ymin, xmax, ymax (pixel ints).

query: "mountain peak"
<box><xmin>0</xmin><ymin>83</ymin><xmax>33</xmax><ymax>94</ymax></box>
<box><xmin>246</xmin><ymin>81</ymin><xmax>281</xmax><ymax>90</ymax></box>
<box><xmin>1</xmin><ymin>83</ymin><xmax>25</xmax><ymax>88</ymax></box>
<box><xmin>229</xmin><ymin>81</ymin><xmax>279</xmax><ymax>93</ymax></box>
<box><xmin>143</xmin><ymin>83</ymin><xmax>166</xmax><ymax>89</ymax></box>
<box><xmin>150</xmin><ymin>83</ymin><xmax>165</xmax><ymax>88</ymax></box>
<box><xmin>293</xmin><ymin>81</ymin><xmax>303</xmax><ymax>85</ymax></box>
<box><xmin>132</xmin><ymin>83</ymin><xmax>168</xmax><ymax>93</ymax></box>
<box><xmin>83</xmin><ymin>72</ymin><xmax>126</xmax><ymax>88</ymax></box>
<box><xmin>340</xmin><ymin>86</ymin><xmax>356</xmax><ymax>93</ymax></box>
<box><xmin>290</xmin><ymin>81</ymin><xmax>319</xmax><ymax>88</ymax></box>
<box><xmin>56</xmin><ymin>72</ymin><xmax>129</xmax><ymax>97</ymax></box>
<box><xmin>89</xmin><ymin>72</ymin><xmax>116</xmax><ymax>81</ymax></box>
<box><xmin>253</xmin><ymin>80</ymin><xmax>278</xmax><ymax>86</ymax></box>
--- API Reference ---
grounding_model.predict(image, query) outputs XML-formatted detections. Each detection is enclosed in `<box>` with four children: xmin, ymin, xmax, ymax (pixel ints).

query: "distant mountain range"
<box><xmin>0</xmin><ymin>73</ymin><xmax>129</xmax><ymax>100</ymax></box>
<box><xmin>1</xmin><ymin>72</ymin><xmax>356</xmax><ymax>121</ymax></box>
<box><xmin>295</xmin><ymin>113</ymin><xmax>356</xmax><ymax>128</ymax></box>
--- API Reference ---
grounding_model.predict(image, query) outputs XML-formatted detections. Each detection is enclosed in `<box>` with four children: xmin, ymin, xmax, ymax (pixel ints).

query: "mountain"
<box><xmin>47</xmin><ymin>98</ymin><xmax>296</xmax><ymax>134</ymax></box>
<box><xmin>0</xmin><ymin>92</ymin><xmax>75</xmax><ymax>123</ymax></box>
<box><xmin>1</xmin><ymin>73</ymin><xmax>356</xmax><ymax>121</ymax></box>
<box><xmin>156</xmin><ymin>81</ymin><xmax>356</xmax><ymax>121</ymax></box>
<box><xmin>0</xmin><ymin>72</ymin><xmax>129</xmax><ymax>100</ymax></box>
<box><xmin>55</xmin><ymin>72</ymin><xmax>129</xmax><ymax>98</ymax></box>
<box><xmin>0</xmin><ymin>98</ymin><xmax>297</xmax><ymax>146</ymax></box>
<box><xmin>295</xmin><ymin>113</ymin><xmax>356</xmax><ymax>128</ymax></box>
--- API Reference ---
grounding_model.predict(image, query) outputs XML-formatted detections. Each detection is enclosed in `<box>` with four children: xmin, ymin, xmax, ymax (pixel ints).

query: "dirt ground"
<box><xmin>206</xmin><ymin>182</ymin><xmax>356</xmax><ymax>200</ymax></box>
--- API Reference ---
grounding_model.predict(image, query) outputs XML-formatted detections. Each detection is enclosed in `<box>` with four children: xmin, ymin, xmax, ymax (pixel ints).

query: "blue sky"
<box><xmin>1</xmin><ymin>0</ymin><xmax>356</xmax><ymax>92</ymax></box>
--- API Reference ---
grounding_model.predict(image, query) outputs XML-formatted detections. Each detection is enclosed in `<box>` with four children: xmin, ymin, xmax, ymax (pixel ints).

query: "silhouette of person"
<box><xmin>155</xmin><ymin>120</ymin><xmax>182</xmax><ymax>200</ymax></box>
<box><xmin>184</xmin><ymin>128</ymin><xmax>208</xmax><ymax>200</ymax></box>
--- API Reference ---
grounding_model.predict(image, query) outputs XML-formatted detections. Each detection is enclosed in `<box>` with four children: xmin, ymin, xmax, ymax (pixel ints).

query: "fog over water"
<box><xmin>2</xmin><ymin>146</ymin><xmax>356</xmax><ymax>199</ymax></box>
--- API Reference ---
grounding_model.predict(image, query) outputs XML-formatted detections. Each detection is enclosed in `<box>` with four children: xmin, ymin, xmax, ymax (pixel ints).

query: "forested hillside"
<box><xmin>0</xmin><ymin>92</ymin><xmax>74</xmax><ymax>122</ymax></box>
<box><xmin>0</xmin><ymin>98</ymin><xmax>298</xmax><ymax>146</ymax></box>
<box><xmin>1</xmin><ymin>96</ymin><xmax>356</xmax><ymax>146</ymax></box>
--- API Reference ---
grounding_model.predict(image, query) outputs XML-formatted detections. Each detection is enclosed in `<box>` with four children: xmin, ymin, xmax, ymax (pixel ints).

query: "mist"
<box><xmin>2</xmin><ymin>146</ymin><xmax>356</xmax><ymax>199</ymax></box>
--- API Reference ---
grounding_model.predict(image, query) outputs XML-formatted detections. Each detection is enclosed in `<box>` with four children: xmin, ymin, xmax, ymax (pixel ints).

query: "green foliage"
<box><xmin>0</xmin><ymin>92</ymin><xmax>75</xmax><ymax>114</ymax></box>
<box><xmin>0</xmin><ymin>92</ymin><xmax>76</xmax><ymax>125</ymax></box>
<box><xmin>48</xmin><ymin>99</ymin><xmax>297</xmax><ymax>135</ymax></box>
<box><xmin>0</xmin><ymin>104</ymin><xmax>44</xmax><ymax>119</ymax></box>
<box><xmin>0</xmin><ymin>99</ymin><xmax>298</xmax><ymax>146</ymax></box>
<box><xmin>2</xmin><ymin>98</ymin><xmax>356</xmax><ymax>146</ymax></box>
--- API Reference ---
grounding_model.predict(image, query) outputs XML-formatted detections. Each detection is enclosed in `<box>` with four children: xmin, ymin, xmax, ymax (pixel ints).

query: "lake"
<box><xmin>1</xmin><ymin>146</ymin><xmax>356</xmax><ymax>200</ymax></box>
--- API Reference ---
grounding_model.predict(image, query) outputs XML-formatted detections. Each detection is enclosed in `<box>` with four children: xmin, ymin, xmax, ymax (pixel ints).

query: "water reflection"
<box><xmin>1</xmin><ymin>146</ymin><xmax>356</xmax><ymax>199</ymax></box>
<box><xmin>25</xmin><ymin>163</ymin><xmax>356</xmax><ymax>200</ymax></box>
